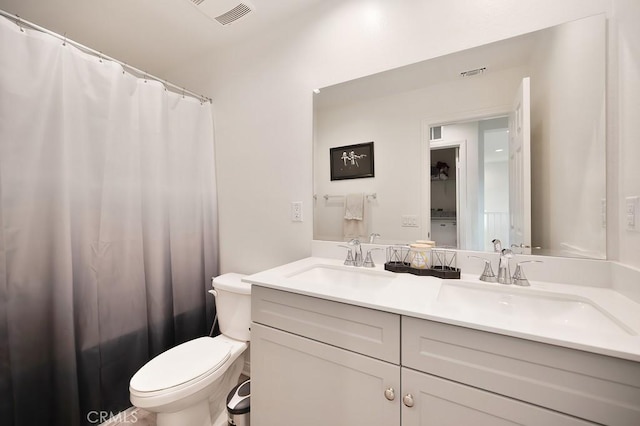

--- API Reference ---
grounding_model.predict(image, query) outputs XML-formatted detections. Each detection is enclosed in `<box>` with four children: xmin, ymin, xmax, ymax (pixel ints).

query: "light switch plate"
<box><xmin>401</xmin><ymin>214</ymin><xmax>419</xmax><ymax>227</ymax></box>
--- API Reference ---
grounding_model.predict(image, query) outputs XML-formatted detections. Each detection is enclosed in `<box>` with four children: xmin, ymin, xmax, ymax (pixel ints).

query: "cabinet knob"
<box><xmin>403</xmin><ymin>394</ymin><xmax>415</xmax><ymax>407</ymax></box>
<box><xmin>384</xmin><ymin>387</ymin><xmax>395</xmax><ymax>401</ymax></box>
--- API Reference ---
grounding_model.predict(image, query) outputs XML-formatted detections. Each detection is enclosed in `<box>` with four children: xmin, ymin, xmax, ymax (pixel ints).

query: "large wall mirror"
<box><xmin>313</xmin><ymin>14</ymin><xmax>606</xmax><ymax>259</ymax></box>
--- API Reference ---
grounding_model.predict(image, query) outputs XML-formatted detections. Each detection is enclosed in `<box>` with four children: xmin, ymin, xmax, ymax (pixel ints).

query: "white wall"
<box><xmin>165</xmin><ymin>0</ymin><xmax>629</xmax><ymax>274</ymax></box>
<box><xmin>614</xmin><ymin>0</ymin><xmax>640</xmax><ymax>268</ymax></box>
<box><xmin>530</xmin><ymin>15</ymin><xmax>607</xmax><ymax>258</ymax></box>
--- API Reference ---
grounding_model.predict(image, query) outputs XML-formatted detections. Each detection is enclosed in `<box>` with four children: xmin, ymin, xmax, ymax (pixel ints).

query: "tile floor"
<box><xmin>99</xmin><ymin>407</ymin><xmax>154</xmax><ymax>426</ymax></box>
<box><xmin>125</xmin><ymin>409</ymin><xmax>155</xmax><ymax>426</ymax></box>
<box><xmin>101</xmin><ymin>375</ymin><xmax>250</xmax><ymax>426</ymax></box>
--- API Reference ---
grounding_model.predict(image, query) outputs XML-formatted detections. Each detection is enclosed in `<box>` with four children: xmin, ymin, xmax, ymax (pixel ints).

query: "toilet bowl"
<box><xmin>129</xmin><ymin>273</ymin><xmax>251</xmax><ymax>426</ymax></box>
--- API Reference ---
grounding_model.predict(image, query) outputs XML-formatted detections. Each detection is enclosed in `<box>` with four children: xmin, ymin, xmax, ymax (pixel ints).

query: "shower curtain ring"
<box><xmin>15</xmin><ymin>15</ymin><xmax>24</xmax><ymax>32</ymax></box>
<box><xmin>62</xmin><ymin>32</ymin><xmax>67</xmax><ymax>46</ymax></box>
<box><xmin>98</xmin><ymin>52</ymin><xmax>103</xmax><ymax>63</ymax></box>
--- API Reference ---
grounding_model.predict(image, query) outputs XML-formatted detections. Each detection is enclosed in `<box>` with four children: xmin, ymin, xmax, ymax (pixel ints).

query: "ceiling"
<box><xmin>0</xmin><ymin>0</ymin><xmax>324</xmax><ymax>77</ymax></box>
<box><xmin>314</xmin><ymin>28</ymin><xmax>539</xmax><ymax>109</ymax></box>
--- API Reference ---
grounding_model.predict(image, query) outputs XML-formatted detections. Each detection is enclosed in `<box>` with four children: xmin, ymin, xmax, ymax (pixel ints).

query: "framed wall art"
<box><xmin>329</xmin><ymin>142</ymin><xmax>375</xmax><ymax>180</ymax></box>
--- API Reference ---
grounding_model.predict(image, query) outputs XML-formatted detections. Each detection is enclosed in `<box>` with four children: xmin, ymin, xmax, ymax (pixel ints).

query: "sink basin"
<box><xmin>436</xmin><ymin>281</ymin><xmax>635</xmax><ymax>336</ymax></box>
<box><xmin>286</xmin><ymin>264</ymin><xmax>396</xmax><ymax>288</ymax></box>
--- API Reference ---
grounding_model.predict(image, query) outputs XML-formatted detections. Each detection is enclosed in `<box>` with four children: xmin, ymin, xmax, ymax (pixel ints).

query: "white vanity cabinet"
<box><xmin>251</xmin><ymin>285</ymin><xmax>401</xmax><ymax>426</ymax></box>
<box><xmin>251</xmin><ymin>285</ymin><xmax>639</xmax><ymax>426</ymax></box>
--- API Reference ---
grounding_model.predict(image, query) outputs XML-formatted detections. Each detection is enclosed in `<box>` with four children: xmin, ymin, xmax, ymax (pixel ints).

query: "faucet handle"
<box><xmin>338</xmin><ymin>245</ymin><xmax>355</xmax><ymax>266</ymax></box>
<box><xmin>468</xmin><ymin>256</ymin><xmax>498</xmax><ymax>283</ymax></box>
<box><xmin>363</xmin><ymin>248</ymin><xmax>382</xmax><ymax>268</ymax></box>
<box><xmin>512</xmin><ymin>260</ymin><xmax>543</xmax><ymax>286</ymax></box>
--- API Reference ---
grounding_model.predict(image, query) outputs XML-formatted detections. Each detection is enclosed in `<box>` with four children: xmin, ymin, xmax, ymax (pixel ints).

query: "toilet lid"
<box><xmin>212</xmin><ymin>273</ymin><xmax>250</xmax><ymax>295</ymax></box>
<box><xmin>130</xmin><ymin>337</ymin><xmax>232</xmax><ymax>393</ymax></box>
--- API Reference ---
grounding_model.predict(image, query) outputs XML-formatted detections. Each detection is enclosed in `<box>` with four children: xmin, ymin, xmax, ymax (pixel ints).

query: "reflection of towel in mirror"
<box><xmin>343</xmin><ymin>193</ymin><xmax>366</xmax><ymax>239</ymax></box>
<box><xmin>344</xmin><ymin>193</ymin><xmax>364</xmax><ymax>220</ymax></box>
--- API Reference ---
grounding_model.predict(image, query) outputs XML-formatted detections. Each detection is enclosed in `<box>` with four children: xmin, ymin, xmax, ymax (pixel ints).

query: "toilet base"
<box><xmin>212</xmin><ymin>410</ymin><xmax>229</xmax><ymax>426</ymax></box>
<box><xmin>157</xmin><ymin>400</ymin><xmax>210</xmax><ymax>426</ymax></box>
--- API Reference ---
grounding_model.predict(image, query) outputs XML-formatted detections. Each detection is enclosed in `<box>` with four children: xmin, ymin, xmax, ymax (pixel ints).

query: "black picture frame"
<box><xmin>330</xmin><ymin>142</ymin><xmax>375</xmax><ymax>181</ymax></box>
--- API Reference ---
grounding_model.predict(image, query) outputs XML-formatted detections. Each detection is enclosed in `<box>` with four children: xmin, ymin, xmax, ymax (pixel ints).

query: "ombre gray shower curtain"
<box><xmin>0</xmin><ymin>15</ymin><xmax>219</xmax><ymax>426</ymax></box>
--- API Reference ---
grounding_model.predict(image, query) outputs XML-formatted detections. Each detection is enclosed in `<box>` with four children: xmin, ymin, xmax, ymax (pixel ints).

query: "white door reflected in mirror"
<box><xmin>508</xmin><ymin>77</ymin><xmax>532</xmax><ymax>254</ymax></box>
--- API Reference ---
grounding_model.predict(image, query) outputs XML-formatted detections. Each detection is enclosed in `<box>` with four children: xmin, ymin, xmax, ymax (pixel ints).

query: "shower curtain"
<box><xmin>0</xmin><ymin>16</ymin><xmax>219</xmax><ymax>426</ymax></box>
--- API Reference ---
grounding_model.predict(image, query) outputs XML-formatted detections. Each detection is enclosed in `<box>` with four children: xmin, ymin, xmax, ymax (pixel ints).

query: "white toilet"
<box><xmin>129</xmin><ymin>273</ymin><xmax>251</xmax><ymax>426</ymax></box>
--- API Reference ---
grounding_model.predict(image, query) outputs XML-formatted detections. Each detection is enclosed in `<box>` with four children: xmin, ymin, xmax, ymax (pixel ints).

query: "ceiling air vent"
<box><xmin>189</xmin><ymin>0</ymin><xmax>255</xmax><ymax>26</ymax></box>
<box><xmin>460</xmin><ymin>67</ymin><xmax>487</xmax><ymax>78</ymax></box>
<box><xmin>215</xmin><ymin>4</ymin><xmax>252</xmax><ymax>25</ymax></box>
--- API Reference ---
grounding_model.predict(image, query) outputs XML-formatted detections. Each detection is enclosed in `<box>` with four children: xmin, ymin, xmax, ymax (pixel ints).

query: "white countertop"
<box><xmin>244</xmin><ymin>256</ymin><xmax>640</xmax><ymax>362</ymax></box>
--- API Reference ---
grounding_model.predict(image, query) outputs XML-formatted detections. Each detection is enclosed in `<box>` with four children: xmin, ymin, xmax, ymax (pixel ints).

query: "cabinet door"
<box><xmin>251</xmin><ymin>323</ymin><xmax>400</xmax><ymax>426</ymax></box>
<box><xmin>402</xmin><ymin>316</ymin><xmax>640</xmax><ymax>425</ymax></box>
<box><xmin>401</xmin><ymin>368</ymin><xmax>595</xmax><ymax>426</ymax></box>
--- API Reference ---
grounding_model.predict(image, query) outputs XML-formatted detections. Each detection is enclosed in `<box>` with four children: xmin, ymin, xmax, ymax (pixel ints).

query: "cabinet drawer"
<box><xmin>252</xmin><ymin>286</ymin><xmax>400</xmax><ymax>364</ymax></box>
<box><xmin>402</xmin><ymin>316</ymin><xmax>640</xmax><ymax>426</ymax></box>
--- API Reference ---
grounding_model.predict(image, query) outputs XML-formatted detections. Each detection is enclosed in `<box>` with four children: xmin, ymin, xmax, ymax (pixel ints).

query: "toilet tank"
<box><xmin>211</xmin><ymin>273</ymin><xmax>251</xmax><ymax>342</ymax></box>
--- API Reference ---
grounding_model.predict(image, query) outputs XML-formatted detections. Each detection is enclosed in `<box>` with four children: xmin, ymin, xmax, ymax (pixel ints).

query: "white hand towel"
<box><xmin>343</xmin><ymin>217</ymin><xmax>366</xmax><ymax>240</ymax></box>
<box><xmin>344</xmin><ymin>193</ymin><xmax>364</xmax><ymax>220</ymax></box>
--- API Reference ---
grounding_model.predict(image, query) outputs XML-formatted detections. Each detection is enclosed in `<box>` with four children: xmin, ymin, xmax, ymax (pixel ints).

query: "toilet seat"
<box><xmin>130</xmin><ymin>337</ymin><xmax>232</xmax><ymax>396</ymax></box>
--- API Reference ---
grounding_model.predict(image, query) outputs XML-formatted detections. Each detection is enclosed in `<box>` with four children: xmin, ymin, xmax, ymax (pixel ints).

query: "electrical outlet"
<box><xmin>626</xmin><ymin>196</ymin><xmax>639</xmax><ymax>231</ymax></box>
<box><xmin>401</xmin><ymin>214</ymin><xmax>419</xmax><ymax>227</ymax></box>
<box><xmin>291</xmin><ymin>201</ymin><xmax>303</xmax><ymax>222</ymax></box>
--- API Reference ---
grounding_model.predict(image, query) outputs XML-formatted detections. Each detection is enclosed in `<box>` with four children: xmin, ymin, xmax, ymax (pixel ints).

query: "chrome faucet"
<box><xmin>363</xmin><ymin>248</ymin><xmax>382</xmax><ymax>268</ymax></box>
<box><xmin>468</xmin><ymin>255</ymin><xmax>498</xmax><ymax>283</ymax></box>
<box><xmin>349</xmin><ymin>239</ymin><xmax>364</xmax><ymax>267</ymax></box>
<box><xmin>368</xmin><ymin>233</ymin><xmax>381</xmax><ymax>244</ymax></box>
<box><xmin>338</xmin><ymin>245</ymin><xmax>355</xmax><ymax>266</ymax></box>
<box><xmin>497</xmin><ymin>248</ymin><xmax>514</xmax><ymax>284</ymax></box>
<box><xmin>512</xmin><ymin>260</ymin><xmax>543</xmax><ymax>286</ymax></box>
<box><xmin>492</xmin><ymin>239</ymin><xmax>513</xmax><ymax>285</ymax></box>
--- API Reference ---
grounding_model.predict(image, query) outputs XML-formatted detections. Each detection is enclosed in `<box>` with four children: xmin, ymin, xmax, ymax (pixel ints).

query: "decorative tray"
<box><xmin>384</xmin><ymin>262</ymin><xmax>460</xmax><ymax>279</ymax></box>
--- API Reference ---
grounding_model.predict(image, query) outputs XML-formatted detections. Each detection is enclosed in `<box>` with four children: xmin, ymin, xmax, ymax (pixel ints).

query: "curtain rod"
<box><xmin>0</xmin><ymin>10</ymin><xmax>212</xmax><ymax>104</ymax></box>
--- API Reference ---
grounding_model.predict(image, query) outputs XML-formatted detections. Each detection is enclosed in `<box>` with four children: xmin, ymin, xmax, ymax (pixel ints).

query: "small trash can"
<box><xmin>227</xmin><ymin>379</ymin><xmax>250</xmax><ymax>426</ymax></box>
